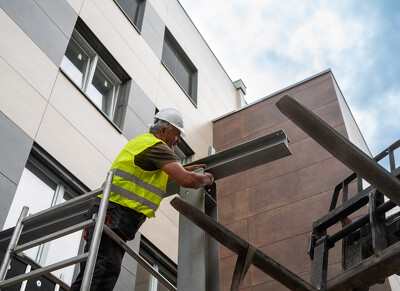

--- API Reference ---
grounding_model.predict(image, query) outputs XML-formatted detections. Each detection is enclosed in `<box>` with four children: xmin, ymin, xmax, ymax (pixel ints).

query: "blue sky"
<box><xmin>179</xmin><ymin>0</ymin><xmax>400</xmax><ymax>160</ymax></box>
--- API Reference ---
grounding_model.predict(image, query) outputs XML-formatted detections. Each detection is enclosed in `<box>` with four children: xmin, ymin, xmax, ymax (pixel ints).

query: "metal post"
<box><xmin>177</xmin><ymin>169</ymin><xmax>206</xmax><ymax>291</ymax></box>
<box><xmin>80</xmin><ymin>171</ymin><xmax>114</xmax><ymax>291</ymax></box>
<box><xmin>310</xmin><ymin>237</ymin><xmax>329</xmax><ymax>290</ymax></box>
<box><xmin>0</xmin><ymin>206</ymin><xmax>29</xmax><ymax>281</ymax></box>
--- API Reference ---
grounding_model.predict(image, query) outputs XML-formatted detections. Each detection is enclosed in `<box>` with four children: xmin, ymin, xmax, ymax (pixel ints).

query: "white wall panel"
<box><xmin>148</xmin><ymin>0</ymin><xmax>170</xmax><ymax>23</ymax></box>
<box><xmin>0</xmin><ymin>9</ymin><xmax>58</xmax><ymax>99</ymax></box>
<box><xmin>35</xmin><ymin>104</ymin><xmax>111</xmax><ymax>189</ymax></box>
<box><xmin>0</xmin><ymin>57</ymin><xmax>47</xmax><ymax>139</ymax></box>
<box><xmin>49</xmin><ymin>73</ymin><xmax>128</xmax><ymax>162</ymax></box>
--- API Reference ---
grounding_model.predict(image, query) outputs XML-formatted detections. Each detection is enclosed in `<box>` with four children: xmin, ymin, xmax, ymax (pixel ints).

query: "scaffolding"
<box><xmin>0</xmin><ymin>130</ymin><xmax>292</xmax><ymax>290</ymax></box>
<box><xmin>2</xmin><ymin>95</ymin><xmax>399</xmax><ymax>290</ymax></box>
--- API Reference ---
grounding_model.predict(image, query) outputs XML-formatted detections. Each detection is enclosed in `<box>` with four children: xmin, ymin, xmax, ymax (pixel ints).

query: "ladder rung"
<box><xmin>22</xmin><ymin>187</ymin><xmax>103</xmax><ymax>224</ymax></box>
<box><xmin>0</xmin><ymin>253</ymin><xmax>88</xmax><ymax>289</ymax></box>
<box><xmin>13</xmin><ymin>219</ymin><xmax>95</xmax><ymax>254</ymax></box>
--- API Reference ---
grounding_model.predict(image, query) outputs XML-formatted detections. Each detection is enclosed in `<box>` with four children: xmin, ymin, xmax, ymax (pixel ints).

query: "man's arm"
<box><xmin>183</xmin><ymin>164</ymin><xmax>207</xmax><ymax>172</ymax></box>
<box><xmin>162</xmin><ymin>162</ymin><xmax>214</xmax><ymax>189</ymax></box>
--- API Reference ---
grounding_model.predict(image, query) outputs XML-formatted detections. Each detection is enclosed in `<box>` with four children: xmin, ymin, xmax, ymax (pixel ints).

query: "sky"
<box><xmin>179</xmin><ymin>0</ymin><xmax>400</xmax><ymax>161</ymax></box>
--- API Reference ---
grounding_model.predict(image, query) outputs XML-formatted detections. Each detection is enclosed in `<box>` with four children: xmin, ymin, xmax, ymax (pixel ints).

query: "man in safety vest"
<box><xmin>71</xmin><ymin>108</ymin><xmax>214</xmax><ymax>290</ymax></box>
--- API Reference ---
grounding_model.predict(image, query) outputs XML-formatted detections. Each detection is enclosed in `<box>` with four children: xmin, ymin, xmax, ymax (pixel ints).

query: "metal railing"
<box><xmin>0</xmin><ymin>171</ymin><xmax>176</xmax><ymax>291</ymax></box>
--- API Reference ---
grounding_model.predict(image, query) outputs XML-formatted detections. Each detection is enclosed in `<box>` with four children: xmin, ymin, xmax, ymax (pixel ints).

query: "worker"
<box><xmin>70</xmin><ymin>108</ymin><xmax>214</xmax><ymax>290</ymax></box>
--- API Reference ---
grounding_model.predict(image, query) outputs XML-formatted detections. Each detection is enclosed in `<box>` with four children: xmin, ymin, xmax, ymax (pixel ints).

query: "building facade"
<box><xmin>213</xmin><ymin>70</ymin><xmax>391</xmax><ymax>290</ymax></box>
<box><xmin>0</xmin><ymin>0</ymin><xmax>242</xmax><ymax>289</ymax></box>
<box><xmin>0</xmin><ymin>1</ymin><xmax>392</xmax><ymax>291</ymax></box>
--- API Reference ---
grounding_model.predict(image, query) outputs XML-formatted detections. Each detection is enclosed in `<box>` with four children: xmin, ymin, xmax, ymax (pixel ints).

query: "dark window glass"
<box><xmin>162</xmin><ymin>29</ymin><xmax>198</xmax><ymax>105</ymax></box>
<box><xmin>114</xmin><ymin>0</ymin><xmax>146</xmax><ymax>31</ymax></box>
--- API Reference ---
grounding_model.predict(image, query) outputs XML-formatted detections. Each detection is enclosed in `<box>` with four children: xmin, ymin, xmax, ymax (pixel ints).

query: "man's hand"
<box><xmin>162</xmin><ymin>162</ymin><xmax>214</xmax><ymax>189</ymax></box>
<box><xmin>204</xmin><ymin>172</ymin><xmax>214</xmax><ymax>186</ymax></box>
<box><xmin>184</xmin><ymin>164</ymin><xmax>207</xmax><ymax>172</ymax></box>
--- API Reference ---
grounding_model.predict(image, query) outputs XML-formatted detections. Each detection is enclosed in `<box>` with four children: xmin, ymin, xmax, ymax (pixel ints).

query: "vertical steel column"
<box><xmin>80</xmin><ymin>171</ymin><xmax>114</xmax><ymax>291</ymax></box>
<box><xmin>310</xmin><ymin>237</ymin><xmax>329</xmax><ymax>290</ymax></box>
<box><xmin>204</xmin><ymin>182</ymin><xmax>220</xmax><ymax>291</ymax></box>
<box><xmin>0</xmin><ymin>206</ymin><xmax>29</xmax><ymax>281</ymax></box>
<box><xmin>177</xmin><ymin>169</ymin><xmax>206</xmax><ymax>291</ymax></box>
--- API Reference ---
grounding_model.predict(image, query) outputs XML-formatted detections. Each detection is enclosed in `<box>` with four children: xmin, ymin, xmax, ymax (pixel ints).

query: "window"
<box><xmin>175</xmin><ymin>138</ymin><xmax>194</xmax><ymax>165</ymax></box>
<box><xmin>135</xmin><ymin>237</ymin><xmax>177</xmax><ymax>290</ymax></box>
<box><xmin>61</xmin><ymin>18</ymin><xmax>131</xmax><ymax>129</ymax></box>
<box><xmin>114</xmin><ymin>0</ymin><xmax>146</xmax><ymax>31</ymax></box>
<box><xmin>162</xmin><ymin>28</ymin><xmax>198</xmax><ymax>105</ymax></box>
<box><xmin>3</xmin><ymin>145</ymin><xmax>89</xmax><ymax>286</ymax></box>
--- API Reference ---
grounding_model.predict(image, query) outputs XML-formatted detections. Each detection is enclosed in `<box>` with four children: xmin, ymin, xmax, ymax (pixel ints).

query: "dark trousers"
<box><xmin>70</xmin><ymin>198</ymin><xmax>146</xmax><ymax>291</ymax></box>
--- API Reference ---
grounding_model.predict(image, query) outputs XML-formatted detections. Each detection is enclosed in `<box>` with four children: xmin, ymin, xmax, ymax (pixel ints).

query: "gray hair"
<box><xmin>149</xmin><ymin>119</ymin><xmax>173</xmax><ymax>134</ymax></box>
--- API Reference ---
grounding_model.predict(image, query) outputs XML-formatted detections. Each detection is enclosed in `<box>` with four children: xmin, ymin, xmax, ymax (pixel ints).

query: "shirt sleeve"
<box><xmin>135</xmin><ymin>142</ymin><xmax>179</xmax><ymax>171</ymax></box>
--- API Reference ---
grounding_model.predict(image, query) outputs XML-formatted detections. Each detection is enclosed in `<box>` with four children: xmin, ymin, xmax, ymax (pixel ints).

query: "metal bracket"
<box><xmin>231</xmin><ymin>243</ymin><xmax>257</xmax><ymax>290</ymax></box>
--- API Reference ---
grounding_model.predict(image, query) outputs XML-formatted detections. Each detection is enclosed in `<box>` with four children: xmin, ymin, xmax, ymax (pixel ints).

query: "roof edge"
<box><xmin>213</xmin><ymin>68</ymin><xmax>332</xmax><ymax>122</ymax></box>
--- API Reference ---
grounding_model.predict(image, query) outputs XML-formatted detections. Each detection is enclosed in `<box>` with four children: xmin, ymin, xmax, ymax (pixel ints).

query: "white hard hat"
<box><xmin>154</xmin><ymin>108</ymin><xmax>185</xmax><ymax>134</ymax></box>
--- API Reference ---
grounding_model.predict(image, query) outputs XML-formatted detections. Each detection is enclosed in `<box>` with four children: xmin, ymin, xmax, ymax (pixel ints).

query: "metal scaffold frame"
<box><xmin>276</xmin><ymin>95</ymin><xmax>400</xmax><ymax>290</ymax></box>
<box><xmin>0</xmin><ymin>171</ymin><xmax>176</xmax><ymax>291</ymax></box>
<box><xmin>0</xmin><ymin>129</ymin><xmax>293</xmax><ymax>291</ymax></box>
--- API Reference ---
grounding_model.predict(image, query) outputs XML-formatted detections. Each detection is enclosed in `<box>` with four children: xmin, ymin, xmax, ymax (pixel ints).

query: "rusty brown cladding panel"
<box><xmin>218</xmin><ymin>190</ymin><xmax>247</xmax><ymax>225</ymax></box>
<box><xmin>246</xmin><ymin>158</ymin><xmax>351</xmax><ymax>217</ymax></box>
<box><xmin>217</xmin><ymin>171</ymin><xmax>245</xmax><ymax>199</ymax></box>
<box><xmin>244</xmin><ymin>124</ymin><xmax>347</xmax><ymax>188</ymax></box>
<box><xmin>247</xmin><ymin>189</ymin><xmax>334</xmax><ymax>247</ymax></box>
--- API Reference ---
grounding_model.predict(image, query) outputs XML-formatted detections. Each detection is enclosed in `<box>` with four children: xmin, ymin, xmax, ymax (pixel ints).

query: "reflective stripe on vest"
<box><xmin>108</xmin><ymin>184</ymin><xmax>159</xmax><ymax>211</ymax></box>
<box><xmin>111</xmin><ymin>168</ymin><xmax>167</xmax><ymax>199</ymax></box>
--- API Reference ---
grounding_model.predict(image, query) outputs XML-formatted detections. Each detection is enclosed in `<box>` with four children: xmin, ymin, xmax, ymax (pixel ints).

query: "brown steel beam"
<box><xmin>328</xmin><ymin>240</ymin><xmax>400</xmax><ymax>290</ymax></box>
<box><xmin>170</xmin><ymin>197</ymin><xmax>317</xmax><ymax>291</ymax></box>
<box><xmin>276</xmin><ymin>95</ymin><xmax>400</xmax><ymax>206</ymax></box>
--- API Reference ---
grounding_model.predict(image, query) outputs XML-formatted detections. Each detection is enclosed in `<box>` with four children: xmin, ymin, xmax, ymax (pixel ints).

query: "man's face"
<box><xmin>160</xmin><ymin>126</ymin><xmax>181</xmax><ymax>150</ymax></box>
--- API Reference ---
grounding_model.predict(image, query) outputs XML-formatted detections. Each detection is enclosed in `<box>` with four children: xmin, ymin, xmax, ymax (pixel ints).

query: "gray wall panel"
<box><xmin>122</xmin><ymin>108</ymin><xmax>150</xmax><ymax>140</ymax></box>
<box><xmin>141</xmin><ymin>2</ymin><xmax>165</xmax><ymax>59</ymax></box>
<box><xmin>0</xmin><ymin>173</ymin><xmax>18</xmax><ymax>230</ymax></box>
<box><xmin>115</xmin><ymin>233</ymin><xmax>141</xmax><ymax>289</ymax></box>
<box><xmin>0</xmin><ymin>112</ymin><xmax>33</xmax><ymax>185</ymax></box>
<box><xmin>34</xmin><ymin>0</ymin><xmax>77</xmax><ymax>38</ymax></box>
<box><xmin>0</xmin><ymin>112</ymin><xmax>33</xmax><ymax>229</ymax></box>
<box><xmin>1</xmin><ymin>0</ymin><xmax>76</xmax><ymax>66</ymax></box>
<box><xmin>127</xmin><ymin>81</ymin><xmax>156</xmax><ymax>126</ymax></box>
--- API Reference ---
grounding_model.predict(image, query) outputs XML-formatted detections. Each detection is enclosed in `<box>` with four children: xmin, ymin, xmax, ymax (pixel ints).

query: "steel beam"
<box><xmin>185</xmin><ymin>129</ymin><xmax>290</xmax><ymax>181</ymax></box>
<box><xmin>171</xmin><ymin>197</ymin><xmax>317</xmax><ymax>291</ymax></box>
<box><xmin>166</xmin><ymin>130</ymin><xmax>291</xmax><ymax>196</ymax></box>
<box><xmin>276</xmin><ymin>95</ymin><xmax>400</xmax><ymax>206</ymax></box>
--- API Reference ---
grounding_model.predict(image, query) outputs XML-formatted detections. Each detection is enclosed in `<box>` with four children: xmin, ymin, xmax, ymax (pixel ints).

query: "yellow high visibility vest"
<box><xmin>99</xmin><ymin>133</ymin><xmax>169</xmax><ymax>218</ymax></box>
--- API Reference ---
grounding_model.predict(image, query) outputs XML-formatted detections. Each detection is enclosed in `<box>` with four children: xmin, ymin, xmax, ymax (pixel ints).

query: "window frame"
<box><xmin>61</xmin><ymin>30</ymin><xmax>122</xmax><ymax>123</ymax></box>
<box><xmin>136</xmin><ymin>236</ymin><xmax>177</xmax><ymax>290</ymax></box>
<box><xmin>114</xmin><ymin>0</ymin><xmax>146</xmax><ymax>32</ymax></box>
<box><xmin>175</xmin><ymin>137</ymin><xmax>195</xmax><ymax>165</ymax></box>
<box><xmin>3</xmin><ymin>143</ymin><xmax>90</xmax><ymax>286</ymax></box>
<box><xmin>60</xmin><ymin>18</ymin><xmax>132</xmax><ymax>131</ymax></box>
<box><xmin>161</xmin><ymin>28</ymin><xmax>198</xmax><ymax>107</ymax></box>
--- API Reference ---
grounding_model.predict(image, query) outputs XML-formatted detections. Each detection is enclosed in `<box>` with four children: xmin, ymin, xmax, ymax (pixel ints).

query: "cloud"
<box><xmin>180</xmin><ymin>0</ymin><xmax>399</xmax><ymax>155</ymax></box>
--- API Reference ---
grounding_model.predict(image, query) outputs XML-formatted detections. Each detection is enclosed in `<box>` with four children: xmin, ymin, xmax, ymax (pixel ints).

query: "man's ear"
<box><xmin>160</xmin><ymin>126</ymin><xmax>167</xmax><ymax>137</ymax></box>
